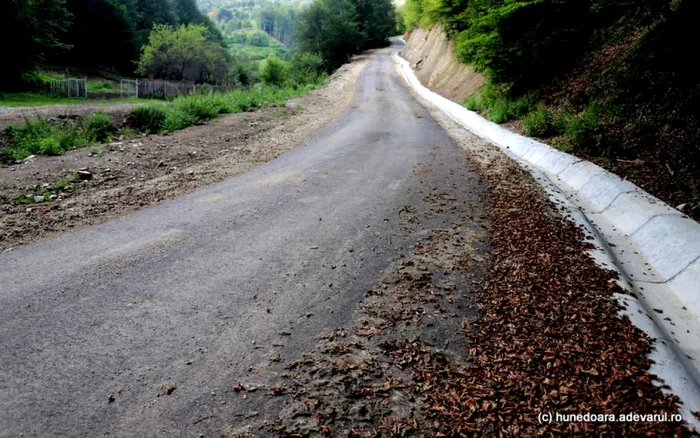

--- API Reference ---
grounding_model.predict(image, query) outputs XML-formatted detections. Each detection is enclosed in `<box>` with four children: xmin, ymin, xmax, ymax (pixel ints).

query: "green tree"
<box><xmin>260</xmin><ymin>57</ymin><xmax>288</xmax><ymax>86</ymax></box>
<box><xmin>295</xmin><ymin>0</ymin><xmax>396</xmax><ymax>71</ymax></box>
<box><xmin>136</xmin><ymin>24</ymin><xmax>230</xmax><ymax>83</ymax></box>
<box><xmin>352</xmin><ymin>0</ymin><xmax>396</xmax><ymax>50</ymax></box>
<box><xmin>133</xmin><ymin>0</ymin><xmax>179</xmax><ymax>48</ymax></box>
<box><xmin>295</xmin><ymin>0</ymin><xmax>364</xmax><ymax>70</ymax></box>
<box><xmin>289</xmin><ymin>51</ymin><xmax>324</xmax><ymax>84</ymax></box>
<box><xmin>173</xmin><ymin>0</ymin><xmax>223</xmax><ymax>41</ymax></box>
<box><xmin>1</xmin><ymin>0</ymin><xmax>72</xmax><ymax>89</ymax></box>
<box><xmin>58</xmin><ymin>0</ymin><xmax>138</xmax><ymax>72</ymax></box>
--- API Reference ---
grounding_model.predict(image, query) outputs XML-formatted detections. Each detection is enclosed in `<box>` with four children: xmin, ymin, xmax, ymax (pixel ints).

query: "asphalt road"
<box><xmin>0</xmin><ymin>41</ymin><xmax>489</xmax><ymax>436</ymax></box>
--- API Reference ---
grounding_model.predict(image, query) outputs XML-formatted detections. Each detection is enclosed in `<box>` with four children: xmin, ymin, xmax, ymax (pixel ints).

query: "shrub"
<box><xmin>3</xmin><ymin>117</ymin><xmax>88</xmax><ymax>161</ymax></box>
<box><xmin>465</xmin><ymin>83</ymin><xmax>538</xmax><ymax>123</ymax></box>
<box><xmin>128</xmin><ymin>106</ymin><xmax>167</xmax><ymax>134</ymax></box>
<box><xmin>36</xmin><ymin>136</ymin><xmax>63</xmax><ymax>155</ymax></box>
<box><xmin>172</xmin><ymin>94</ymin><xmax>220</xmax><ymax>122</ymax></box>
<box><xmin>552</xmin><ymin>108</ymin><xmax>575</xmax><ymax>135</ymax></box>
<box><xmin>261</xmin><ymin>57</ymin><xmax>288</xmax><ymax>86</ymax></box>
<box><xmin>289</xmin><ymin>52</ymin><xmax>325</xmax><ymax>85</ymax></box>
<box><xmin>86</xmin><ymin>112</ymin><xmax>112</xmax><ymax>142</ymax></box>
<box><xmin>563</xmin><ymin>102</ymin><xmax>610</xmax><ymax>156</ymax></box>
<box><xmin>522</xmin><ymin>104</ymin><xmax>553</xmax><ymax>137</ymax></box>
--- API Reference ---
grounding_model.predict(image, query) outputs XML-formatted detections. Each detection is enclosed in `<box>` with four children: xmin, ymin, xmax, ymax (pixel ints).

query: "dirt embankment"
<box><xmin>401</xmin><ymin>26</ymin><xmax>484</xmax><ymax>104</ymax></box>
<box><xmin>0</xmin><ymin>57</ymin><xmax>370</xmax><ymax>251</ymax></box>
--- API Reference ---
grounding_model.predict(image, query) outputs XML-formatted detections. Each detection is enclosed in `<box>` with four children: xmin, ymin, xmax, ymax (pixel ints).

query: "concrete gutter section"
<box><xmin>394</xmin><ymin>52</ymin><xmax>700</xmax><ymax>426</ymax></box>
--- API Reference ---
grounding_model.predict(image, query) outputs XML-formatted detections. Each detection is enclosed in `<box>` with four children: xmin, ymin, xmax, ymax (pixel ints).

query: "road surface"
<box><xmin>0</xmin><ymin>41</ymin><xmax>489</xmax><ymax>436</ymax></box>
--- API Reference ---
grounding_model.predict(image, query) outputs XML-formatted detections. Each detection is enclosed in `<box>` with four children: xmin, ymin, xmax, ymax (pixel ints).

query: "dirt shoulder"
<box><xmin>0</xmin><ymin>57</ymin><xmax>370</xmax><ymax>252</ymax></box>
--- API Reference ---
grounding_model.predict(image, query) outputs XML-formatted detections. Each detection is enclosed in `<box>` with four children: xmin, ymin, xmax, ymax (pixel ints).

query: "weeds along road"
<box><xmin>0</xmin><ymin>42</ymin><xmax>490</xmax><ymax>435</ymax></box>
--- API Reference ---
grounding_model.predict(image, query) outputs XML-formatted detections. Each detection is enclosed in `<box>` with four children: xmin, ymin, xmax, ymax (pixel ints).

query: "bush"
<box><xmin>289</xmin><ymin>52</ymin><xmax>325</xmax><ymax>85</ymax></box>
<box><xmin>36</xmin><ymin>136</ymin><xmax>63</xmax><ymax>155</ymax></box>
<box><xmin>552</xmin><ymin>108</ymin><xmax>575</xmax><ymax>135</ymax></box>
<box><xmin>86</xmin><ymin>112</ymin><xmax>112</xmax><ymax>142</ymax></box>
<box><xmin>465</xmin><ymin>84</ymin><xmax>538</xmax><ymax>123</ymax></box>
<box><xmin>522</xmin><ymin>104</ymin><xmax>553</xmax><ymax>137</ymax></box>
<box><xmin>3</xmin><ymin>117</ymin><xmax>89</xmax><ymax>162</ymax></box>
<box><xmin>172</xmin><ymin>94</ymin><xmax>220</xmax><ymax>122</ymax></box>
<box><xmin>261</xmin><ymin>57</ymin><xmax>288</xmax><ymax>86</ymax></box>
<box><xmin>128</xmin><ymin>106</ymin><xmax>167</xmax><ymax>134</ymax></box>
<box><xmin>562</xmin><ymin>102</ymin><xmax>610</xmax><ymax>156</ymax></box>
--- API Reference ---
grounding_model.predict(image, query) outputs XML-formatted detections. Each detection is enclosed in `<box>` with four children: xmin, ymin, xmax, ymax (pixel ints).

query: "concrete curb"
<box><xmin>394</xmin><ymin>51</ymin><xmax>700</xmax><ymax>416</ymax></box>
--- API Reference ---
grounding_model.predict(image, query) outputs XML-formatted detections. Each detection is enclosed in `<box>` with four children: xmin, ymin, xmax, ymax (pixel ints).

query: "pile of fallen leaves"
<box><xmin>264</xmin><ymin>142</ymin><xmax>694</xmax><ymax>437</ymax></box>
<box><xmin>389</xmin><ymin>153</ymin><xmax>693</xmax><ymax>435</ymax></box>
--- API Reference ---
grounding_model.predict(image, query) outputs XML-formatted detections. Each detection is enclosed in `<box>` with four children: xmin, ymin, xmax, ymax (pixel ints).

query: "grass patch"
<box><xmin>562</xmin><ymin>102</ymin><xmax>608</xmax><ymax>156</ymax></box>
<box><xmin>128</xmin><ymin>106</ymin><xmax>168</xmax><ymax>134</ymax></box>
<box><xmin>2</xmin><ymin>117</ymin><xmax>93</xmax><ymax>162</ymax></box>
<box><xmin>87</xmin><ymin>81</ymin><xmax>120</xmax><ymax>93</ymax></box>
<box><xmin>129</xmin><ymin>82</ymin><xmax>324</xmax><ymax>135</ymax></box>
<box><xmin>465</xmin><ymin>83</ymin><xmax>538</xmax><ymax>124</ymax></box>
<box><xmin>0</xmin><ymin>92</ymin><xmax>146</xmax><ymax>107</ymax></box>
<box><xmin>2</xmin><ymin>82</ymin><xmax>324</xmax><ymax>164</ymax></box>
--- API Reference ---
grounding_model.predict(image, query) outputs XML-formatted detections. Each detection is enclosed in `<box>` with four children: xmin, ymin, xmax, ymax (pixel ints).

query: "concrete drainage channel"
<box><xmin>393</xmin><ymin>50</ymin><xmax>700</xmax><ymax>429</ymax></box>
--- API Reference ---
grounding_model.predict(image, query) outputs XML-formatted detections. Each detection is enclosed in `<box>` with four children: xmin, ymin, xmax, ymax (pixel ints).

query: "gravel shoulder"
<box><xmin>0</xmin><ymin>57</ymin><xmax>369</xmax><ymax>252</ymax></box>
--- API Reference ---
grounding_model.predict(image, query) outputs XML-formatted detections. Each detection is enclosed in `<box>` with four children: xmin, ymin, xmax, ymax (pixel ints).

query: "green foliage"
<box><xmin>522</xmin><ymin>105</ymin><xmax>553</xmax><ymax>137</ymax></box>
<box><xmin>87</xmin><ymin>81</ymin><xmax>119</xmax><ymax>93</ymax></box>
<box><xmin>261</xmin><ymin>58</ymin><xmax>288</xmax><ymax>86</ymax></box>
<box><xmin>289</xmin><ymin>52</ymin><xmax>325</xmax><ymax>85</ymax></box>
<box><xmin>403</xmin><ymin>0</ymin><xmax>592</xmax><ymax>89</ymax></box>
<box><xmin>3</xmin><ymin>118</ymin><xmax>91</xmax><ymax>162</ymax></box>
<box><xmin>401</xmin><ymin>0</ymin><xmax>452</xmax><ymax>29</ymax></box>
<box><xmin>1</xmin><ymin>0</ymin><xmax>225</xmax><ymax>89</ymax></box>
<box><xmin>118</xmin><ymin>128</ymin><xmax>137</xmax><ymax>138</ymax></box>
<box><xmin>296</xmin><ymin>0</ymin><xmax>397</xmax><ymax>71</ymax></box>
<box><xmin>562</xmin><ymin>102</ymin><xmax>608</xmax><ymax>156</ymax></box>
<box><xmin>465</xmin><ymin>83</ymin><xmax>538</xmax><ymax>123</ymax></box>
<box><xmin>165</xmin><ymin>94</ymin><xmax>222</xmax><ymax>130</ymax></box>
<box><xmin>127</xmin><ymin>82</ymin><xmax>323</xmax><ymax>134</ymax></box>
<box><xmin>86</xmin><ymin>112</ymin><xmax>113</xmax><ymax>142</ymax></box>
<box><xmin>137</xmin><ymin>24</ymin><xmax>230</xmax><ymax>84</ymax></box>
<box><xmin>128</xmin><ymin>106</ymin><xmax>168</xmax><ymax>134</ymax></box>
<box><xmin>2</xmin><ymin>80</ymin><xmax>323</xmax><ymax>163</ymax></box>
<box><xmin>0</xmin><ymin>0</ymin><xmax>71</xmax><ymax>89</ymax></box>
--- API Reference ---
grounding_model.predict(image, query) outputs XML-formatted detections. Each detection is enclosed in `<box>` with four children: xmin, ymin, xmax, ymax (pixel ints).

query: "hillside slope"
<box><xmin>401</xmin><ymin>27</ymin><xmax>484</xmax><ymax>103</ymax></box>
<box><xmin>400</xmin><ymin>0</ymin><xmax>699</xmax><ymax>219</ymax></box>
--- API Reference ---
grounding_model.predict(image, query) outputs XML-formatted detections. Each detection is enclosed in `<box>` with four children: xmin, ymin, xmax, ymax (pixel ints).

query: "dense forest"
<box><xmin>2</xmin><ymin>0</ymin><xmax>397</xmax><ymax>91</ymax></box>
<box><xmin>2</xmin><ymin>0</ymin><xmax>222</xmax><ymax>88</ymax></box>
<box><xmin>400</xmin><ymin>0</ymin><xmax>699</xmax><ymax>214</ymax></box>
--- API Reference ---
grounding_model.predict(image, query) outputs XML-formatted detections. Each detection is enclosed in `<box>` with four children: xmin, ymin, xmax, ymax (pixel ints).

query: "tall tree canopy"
<box><xmin>136</xmin><ymin>24</ymin><xmax>229</xmax><ymax>83</ymax></box>
<box><xmin>295</xmin><ymin>0</ymin><xmax>396</xmax><ymax>70</ymax></box>
<box><xmin>2</xmin><ymin>0</ymin><xmax>224</xmax><ymax>88</ymax></box>
<box><xmin>2</xmin><ymin>0</ymin><xmax>72</xmax><ymax>88</ymax></box>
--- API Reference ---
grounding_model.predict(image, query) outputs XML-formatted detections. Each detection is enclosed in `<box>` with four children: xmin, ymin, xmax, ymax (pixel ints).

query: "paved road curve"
<box><xmin>0</xmin><ymin>42</ymin><xmax>488</xmax><ymax>436</ymax></box>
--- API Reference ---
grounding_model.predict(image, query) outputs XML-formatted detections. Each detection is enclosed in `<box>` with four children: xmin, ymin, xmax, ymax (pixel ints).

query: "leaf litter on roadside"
<box><xmin>245</xmin><ymin>140</ymin><xmax>693</xmax><ymax>437</ymax></box>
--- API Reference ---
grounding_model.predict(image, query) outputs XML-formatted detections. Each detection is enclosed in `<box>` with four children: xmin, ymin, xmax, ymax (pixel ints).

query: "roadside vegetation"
<box><xmin>2</xmin><ymin>77</ymin><xmax>322</xmax><ymax>164</ymax></box>
<box><xmin>400</xmin><ymin>0</ymin><xmax>700</xmax><ymax>215</ymax></box>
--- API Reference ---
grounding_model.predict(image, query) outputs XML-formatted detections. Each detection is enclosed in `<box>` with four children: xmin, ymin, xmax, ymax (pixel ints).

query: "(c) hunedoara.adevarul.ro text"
<box><xmin>537</xmin><ymin>412</ymin><xmax>683</xmax><ymax>424</ymax></box>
